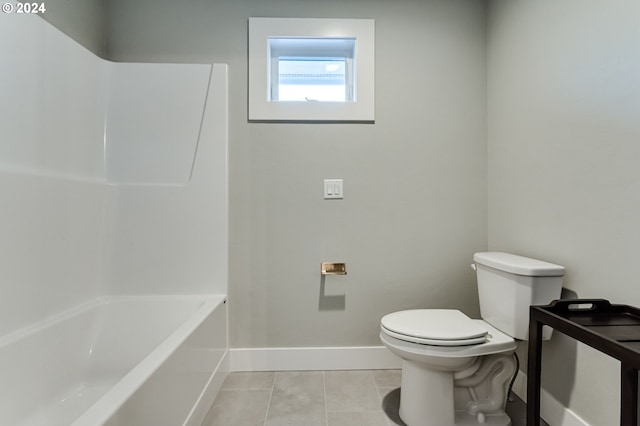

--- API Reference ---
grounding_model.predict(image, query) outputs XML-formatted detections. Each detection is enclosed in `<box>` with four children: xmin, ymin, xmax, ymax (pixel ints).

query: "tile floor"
<box><xmin>202</xmin><ymin>370</ymin><xmax>549</xmax><ymax>426</ymax></box>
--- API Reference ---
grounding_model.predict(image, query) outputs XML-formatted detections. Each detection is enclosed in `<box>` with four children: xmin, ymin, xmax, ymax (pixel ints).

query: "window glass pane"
<box><xmin>278</xmin><ymin>58</ymin><xmax>346</xmax><ymax>102</ymax></box>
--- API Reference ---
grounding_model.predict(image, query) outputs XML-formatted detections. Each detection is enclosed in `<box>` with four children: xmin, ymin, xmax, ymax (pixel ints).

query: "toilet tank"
<box><xmin>473</xmin><ymin>252</ymin><xmax>565</xmax><ymax>340</ymax></box>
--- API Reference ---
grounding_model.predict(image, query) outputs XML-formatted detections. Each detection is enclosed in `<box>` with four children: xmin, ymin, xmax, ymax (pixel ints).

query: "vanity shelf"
<box><xmin>527</xmin><ymin>299</ymin><xmax>640</xmax><ymax>426</ymax></box>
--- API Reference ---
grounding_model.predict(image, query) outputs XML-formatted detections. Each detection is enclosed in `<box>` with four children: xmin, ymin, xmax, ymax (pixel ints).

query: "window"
<box><xmin>277</xmin><ymin>57</ymin><xmax>348</xmax><ymax>101</ymax></box>
<box><xmin>249</xmin><ymin>18</ymin><xmax>375</xmax><ymax>122</ymax></box>
<box><xmin>269</xmin><ymin>37</ymin><xmax>355</xmax><ymax>102</ymax></box>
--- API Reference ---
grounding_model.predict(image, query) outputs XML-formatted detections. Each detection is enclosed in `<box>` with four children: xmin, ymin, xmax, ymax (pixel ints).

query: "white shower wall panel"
<box><xmin>0</xmin><ymin>173</ymin><xmax>108</xmax><ymax>337</ymax></box>
<box><xmin>0</xmin><ymin>12</ymin><xmax>106</xmax><ymax>179</ymax></box>
<box><xmin>105</xmin><ymin>64</ymin><xmax>229</xmax><ymax>295</ymax></box>
<box><xmin>105</xmin><ymin>183</ymin><xmax>224</xmax><ymax>295</ymax></box>
<box><xmin>0</xmin><ymin>13</ymin><xmax>108</xmax><ymax>335</ymax></box>
<box><xmin>105</xmin><ymin>63</ymin><xmax>211</xmax><ymax>184</ymax></box>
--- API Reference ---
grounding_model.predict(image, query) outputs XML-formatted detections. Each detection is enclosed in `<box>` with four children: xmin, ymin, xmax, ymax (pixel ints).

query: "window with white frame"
<box><xmin>269</xmin><ymin>37</ymin><xmax>355</xmax><ymax>102</ymax></box>
<box><xmin>249</xmin><ymin>17</ymin><xmax>375</xmax><ymax>122</ymax></box>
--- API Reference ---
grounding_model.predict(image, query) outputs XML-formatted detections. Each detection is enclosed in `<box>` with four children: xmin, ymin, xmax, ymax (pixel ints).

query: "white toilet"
<box><xmin>380</xmin><ymin>252</ymin><xmax>565</xmax><ymax>426</ymax></box>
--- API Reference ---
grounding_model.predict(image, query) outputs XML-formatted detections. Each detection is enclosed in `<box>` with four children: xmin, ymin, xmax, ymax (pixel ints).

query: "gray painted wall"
<box><xmin>487</xmin><ymin>0</ymin><xmax>640</xmax><ymax>424</ymax></box>
<box><xmin>105</xmin><ymin>0</ymin><xmax>488</xmax><ymax>348</ymax></box>
<box><xmin>34</xmin><ymin>0</ymin><xmax>107</xmax><ymax>57</ymax></box>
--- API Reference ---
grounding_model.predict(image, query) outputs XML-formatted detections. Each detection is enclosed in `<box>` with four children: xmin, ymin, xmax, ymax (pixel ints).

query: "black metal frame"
<box><xmin>528</xmin><ymin>299</ymin><xmax>640</xmax><ymax>426</ymax></box>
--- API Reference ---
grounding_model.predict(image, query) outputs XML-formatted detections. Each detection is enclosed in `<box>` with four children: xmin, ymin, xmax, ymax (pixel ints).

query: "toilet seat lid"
<box><xmin>381</xmin><ymin>309</ymin><xmax>488</xmax><ymax>345</ymax></box>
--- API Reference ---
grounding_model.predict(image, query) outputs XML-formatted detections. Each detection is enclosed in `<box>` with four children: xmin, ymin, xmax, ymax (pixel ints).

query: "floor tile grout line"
<box><xmin>373</xmin><ymin>370</ymin><xmax>398</xmax><ymax>426</ymax></box>
<box><xmin>372</xmin><ymin>370</ymin><xmax>389</xmax><ymax>426</ymax></box>
<box><xmin>322</xmin><ymin>371</ymin><xmax>329</xmax><ymax>426</ymax></box>
<box><xmin>262</xmin><ymin>371</ymin><xmax>277</xmax><ymax>426</ymax></box>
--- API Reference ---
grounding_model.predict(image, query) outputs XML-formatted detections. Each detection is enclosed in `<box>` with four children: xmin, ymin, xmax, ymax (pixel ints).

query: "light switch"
<box><xmin>324</xmin><ymin>179</ymin><xmax>343</xmax><ymax>199</ymax></box>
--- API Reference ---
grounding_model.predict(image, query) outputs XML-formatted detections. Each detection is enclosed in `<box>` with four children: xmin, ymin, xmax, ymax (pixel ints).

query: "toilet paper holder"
<box><xmin>321</xmin><ymin>262</ymin><xmax>347</xmax><ymax>275</ymax></box>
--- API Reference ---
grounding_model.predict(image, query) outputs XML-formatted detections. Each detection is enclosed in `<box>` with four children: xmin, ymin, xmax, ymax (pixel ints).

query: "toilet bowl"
<box><xmin>380</xmin><ymin>252</ymin><xmax>565</xmax><ymax>426</ymax></box>
<box><xmin>380</xmin><ymin>310</ymin><xmax>517</xmax><ymax>426</ymax></box>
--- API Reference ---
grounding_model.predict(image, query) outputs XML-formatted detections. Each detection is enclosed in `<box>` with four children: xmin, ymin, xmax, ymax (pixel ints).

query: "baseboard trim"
<box><xmin>512</xmin><ymin>371</ymin><xmax>590</xmax><ymax>426</ymax></box>
<box><xmin>230</xmin><ymin>346</ymin><xmax>402</xmax><ymax>372</ymax></box>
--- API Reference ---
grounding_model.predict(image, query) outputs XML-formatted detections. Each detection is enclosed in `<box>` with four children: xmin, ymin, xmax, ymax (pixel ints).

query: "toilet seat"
<box><xmin>380</xmin><ymin>319</ymin><xmax>517</xmax><ymax>358</ymax></box>
<box><xmin>381</xmin><ymin>309</ymin><xmax>488</xmax><ymax>346</ymax></box>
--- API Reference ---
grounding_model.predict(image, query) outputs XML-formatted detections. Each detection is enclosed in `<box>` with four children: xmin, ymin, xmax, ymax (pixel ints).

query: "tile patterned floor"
<box><xmin>202</xmin><ymin>370</ymin><xmax>548</xmax><ymax>426</ymax></box>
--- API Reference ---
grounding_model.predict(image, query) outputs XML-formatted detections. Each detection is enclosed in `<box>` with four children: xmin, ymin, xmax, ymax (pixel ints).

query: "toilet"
<box><xmin>380</xmin><ymin>252</ymin><xmax>565</xmax><ymax>426</ymax></box>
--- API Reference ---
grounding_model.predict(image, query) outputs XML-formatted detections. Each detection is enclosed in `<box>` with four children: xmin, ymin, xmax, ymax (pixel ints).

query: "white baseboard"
<box><xmin>230</xmin><ymin>346</ymin><xmax>402</xmax><ymax>372</ymax></box>
<box><xmin>512</xmin><ymin>371</ymin><xmax>590</xmax><ymax>426</ymax></box>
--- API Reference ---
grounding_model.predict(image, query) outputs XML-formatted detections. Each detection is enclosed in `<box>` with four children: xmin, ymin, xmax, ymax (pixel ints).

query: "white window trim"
<box><xmin>249</xmin><ymin>17</ymin><xmax>375</xmax><ymax>122</ymax></box>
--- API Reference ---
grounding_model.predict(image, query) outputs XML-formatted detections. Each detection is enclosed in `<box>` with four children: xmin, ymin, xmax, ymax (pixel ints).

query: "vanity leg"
<box><xmin>620</xmin><ymin>363</ymin><xmax>638</xmax><ymax>426</ymax></box>
<box><xmin>527</xmin><ymin>315</ymin><xmax>543</xmax><ymax>426</ymax></box>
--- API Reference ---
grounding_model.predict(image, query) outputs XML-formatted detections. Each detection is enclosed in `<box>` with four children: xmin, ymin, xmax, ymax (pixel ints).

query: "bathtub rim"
<box><xmin>0</xmin><ymin>294</ymin><xmax>223</xmax><ymax>348</ymax></box>
<box><xmin>0</xmin><ymin>297</ymin><xmax>105</xmax><ymax>348</ymax></box>
<box><xmin>69</xmin><ymin>294</ymin><xmax>227</xmax><ymax>426</ymax></box>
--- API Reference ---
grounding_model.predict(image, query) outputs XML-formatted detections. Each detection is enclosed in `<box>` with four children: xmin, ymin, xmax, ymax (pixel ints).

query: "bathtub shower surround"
<box><xmin>0</xmin><ymin>12</ymin><xmax>228</xmax><ymax>426</ymax></box>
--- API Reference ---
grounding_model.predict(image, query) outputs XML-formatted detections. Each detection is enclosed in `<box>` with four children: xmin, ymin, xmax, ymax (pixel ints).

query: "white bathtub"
<box><xmin>0</xmin><ymin>295</ymin><xmax>228</xmax><ymax>426</ymax></box>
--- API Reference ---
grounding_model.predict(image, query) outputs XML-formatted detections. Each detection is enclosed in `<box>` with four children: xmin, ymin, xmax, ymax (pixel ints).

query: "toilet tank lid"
<box><xmin>473</xmin><ymin>252</ymin><xmax>565</xmax><ymax>277</ymax></box>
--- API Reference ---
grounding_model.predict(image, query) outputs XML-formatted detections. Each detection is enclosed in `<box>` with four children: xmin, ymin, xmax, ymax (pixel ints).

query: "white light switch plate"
<box><xmin>324</xmin><ymin>179</ymin><xmax>343</xmax><ymax>199</ymax></box>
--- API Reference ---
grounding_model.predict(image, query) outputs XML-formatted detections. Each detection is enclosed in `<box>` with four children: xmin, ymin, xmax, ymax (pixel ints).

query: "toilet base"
<box><xmin>397</xmin><ymin>359</ymin><xmax>512</xmax><ymax>426</ymax></box>
<box><xmin>399</xmin><ymin>360</ymin><xmax>456</xmax><ymax>426</ymax></box>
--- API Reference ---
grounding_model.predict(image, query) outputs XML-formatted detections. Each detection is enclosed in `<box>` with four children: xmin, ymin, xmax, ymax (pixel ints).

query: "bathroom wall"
<box><xmin>104</xmin><ymin>0</ymin><xmax>488</xmax><ymax>348</ymax></box>
<box><xmin>487</xmin><ymin>0</ymin><xmax>640</xmax><ymax>424</ymax></box>
<box><xmin>0</xmin><ymin>11</ymin><xmax>108</xmax><ymax>336</ymax></box>
<box><xmin>30</xmin><ymin>0</ymin><xmax>108</xmax><ymax>57</ymax></box>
